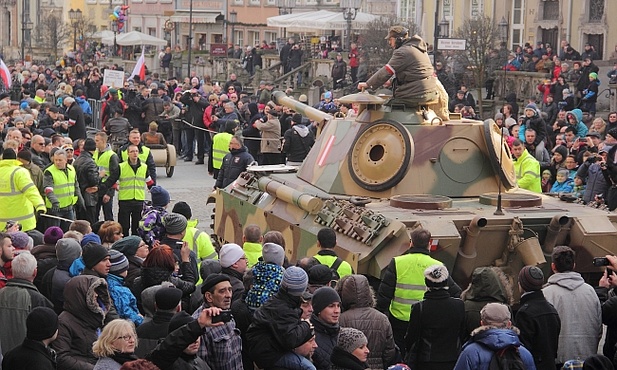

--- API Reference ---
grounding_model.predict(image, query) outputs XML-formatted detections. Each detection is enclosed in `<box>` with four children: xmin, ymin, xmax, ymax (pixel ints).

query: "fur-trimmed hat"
<box><xmin>424</xmin><ymin>264</ymin><xmax>449</xmax><ymax>288</ymax></box>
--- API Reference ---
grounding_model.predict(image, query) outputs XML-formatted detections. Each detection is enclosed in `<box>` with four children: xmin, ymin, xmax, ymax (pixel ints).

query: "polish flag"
<box><xmin>0</xmin><ymin>58</ymin><xmax>11</xmax><ymax>89</ymax></box>
<box><xmin>129</xmin><ymin>51</ymin><xmax>146</xmax><ymax>82</ymax></box>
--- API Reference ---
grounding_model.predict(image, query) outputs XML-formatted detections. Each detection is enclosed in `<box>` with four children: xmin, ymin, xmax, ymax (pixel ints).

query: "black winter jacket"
<box><xmin>146</xmin><ymin>320</ymin><xmax>212</xmax><ymax>370</ymax></box>
<box><xmin>215</xmin><ymin>146</ymin><xmax>254</xmax><ymax>189</ymax></box>
<box><xmin>72</xmin><ymin>151</ymin><xmax>100</xmax><ymax>207</ymax></box>
<box><xmin>2</xmin><ymin>338</ymin><xmax>57</xmax><ymax>370</ymax></box>
<box><xmin>312</xmin><ymin>315</ymin><xmax>340</xmax><ymax>370</ymax></box>
<box><xmin>246</xmin><ymin>289</ymin><xmax>313</xmax><ymax>369</ymax></box>
<box><xmin>514</xmin><ymin>290</ymin><xmax>561</xmax><ymax>370</ymax></box>
<box><xmin>283</xmin><ymin>125</ymin><xmax>314</xmax><ymax>163</ymax></box>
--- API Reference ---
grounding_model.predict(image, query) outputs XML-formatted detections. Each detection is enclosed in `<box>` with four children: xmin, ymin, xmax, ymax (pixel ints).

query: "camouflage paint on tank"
<box><xmin>210</xmin><ymin>92</ymin><xmax>617</xmax><ymax>298</ymax></box>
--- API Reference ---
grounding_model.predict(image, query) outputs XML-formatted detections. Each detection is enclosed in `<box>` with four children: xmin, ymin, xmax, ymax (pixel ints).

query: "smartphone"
<box><xmin>608</xmin><ymin>268</ymin><xmax>614</xmax><ymax>277</ymax></box>
<box><xmin>593</xmin><ymin>257</ymin><xmax>610</xmax><ymax>267</ymax></box>
<box><xmin>211</xmin><ymin>310</ymin><xmax>233</xmax><ymax>323</ymax></box>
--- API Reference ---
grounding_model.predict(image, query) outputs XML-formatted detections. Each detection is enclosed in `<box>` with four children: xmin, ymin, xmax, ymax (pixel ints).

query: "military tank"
<box><xmin>208</xmin><ymin>90</ymin><xmax>617</xmax><ymax>291</ymax></box>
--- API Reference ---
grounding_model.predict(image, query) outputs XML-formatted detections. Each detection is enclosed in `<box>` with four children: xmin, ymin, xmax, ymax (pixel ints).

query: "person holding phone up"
<box><xmin>190</xmin><ymin>274</ymin><xmax>244</xmax><ymax>370</ymax></box>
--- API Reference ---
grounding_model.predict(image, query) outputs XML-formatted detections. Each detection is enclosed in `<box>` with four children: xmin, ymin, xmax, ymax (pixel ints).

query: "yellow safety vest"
<box><xmin>44</xmin><ymin>165</ymin><xmax>77</xmax><ymax>208</ymax></box>
<box><xmin>183</xmin><ymin>220</ymin><xmax>217</xmax><ymax>285</ymax></box>
<box><xmin>118</xmin><ymin>161</ymin><xmax>148</xmax><ymax>201</ymax></box>
<box><xmin>121</xmin><ymin>145</ymin><xmax>151</xmax><ymax>164</ymax></box>
<box><xmin>212</xmin><ymin>132</ymin><xmax>233</xmax><ymax>170</ymax></box>
<box><xmin>95</xmin><ymin>148</ymin><xmax>117</xmax><ymax>183</ymax></box>
<box><xmin>0</xmin><ymin>159</ymin><xmax>45</xmax><ymax>232</ymax></box>
<box><xmin>313</xmin><ymin>253</ymin><xmax>354</xmax><ymax>279</ymax></box>
<box><xmin>243</xmin><ymin>242</ymin><xmax>263</xmax><ymax>268</ymax></box>
<box><xmin>389</xmin><ymin>253</ymin><xmax>443</xmax><ymax>321</ymax></box>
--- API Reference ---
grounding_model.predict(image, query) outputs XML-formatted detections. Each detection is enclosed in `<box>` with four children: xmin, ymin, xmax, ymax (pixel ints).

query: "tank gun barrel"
<box><xmin>257</xmin><ymin>177</ymin><xmax>324</xmax><ymax>214</ymax></box>
<box><xmin>272</xmin><ymin>91</ymin><xmax>333</xmax><ymax>128</ymax></box>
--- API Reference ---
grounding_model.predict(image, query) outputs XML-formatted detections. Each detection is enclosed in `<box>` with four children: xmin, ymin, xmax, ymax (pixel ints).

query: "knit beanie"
<box><xmin>309</xmin><ymin>264</ymin><xmax>332</xmax><ymax>286</ymax></box>
<box><xmin>150</xmin><ymin>186</ymin><xmax>171</xmax><ymax>207</ymax></box>
<box><xmin>553</xmin><ymin>145</ymin><xmax>568</xmax><ymax>160</ymax></box>
<box><xmin>168</xmin><ymin>311</ymin><xmax>195</xmax><ymax>334</ymax></box>
<box><xmin>81</xmin><ymin>232</ymin><xmax>102</xmax><ymax>248</ymax></box>
<box><xmin>387</xmin><ymin>365</ymin><xmax>411</xmax><ymax>370</ymax></box>
<box><xmin>163</xmin><ymin>213</ymin><xmax>187</xmax><ymax>235</ymax></box>
<box><xmin>111</xmin><ymin>235</ymin><xmax>143</xmax><ymax>257</ymax></box>
<box><xmin>155</xmin><ymin>286</ymin><xmax>183</xmax><ymax>311</ymax></box>
<box><xmin>44</xmin><ymin>226</ymin><xmax>64</xmax><ymax>245</ymax></box>
<box><xmin>608</xmin><ymin>128</ymin><xmax>617</xmax><ymax>140</ymax></box>
<box><xmin>10</xmin><ymin>231</ymin><xmax>31</xmax><ymax>250</ymax></box>
<box><xmin>219</xmin><ymin>243</ymin><xmax>244</xmax><ymax>268</ymax></box>
<box><xmin>525</xmin><ymin>103</ymin><xmax>537</xmax><ymax>111</ymax></box>
<box><xmin>337</xmin><ymin>327</ymin><xmax>368</xmax><ymax>354</ymax></box>
<box><xmin>200</xmin><ymin>259</ymin><xmax>222</xmax><ymax>281</ymax></box>
<box><xmin>281</xmin><ymin>266</ymin><xmax>309</xmax><ymax>296</ymax></box>
<box><xmin>109</xmin><ymin>249</ymin><xmax>129</xmax><ymax>276</ymax></box>
<box><xmin>172</xmin><ymin>201</ymin><xmax>192</xmax><ymax>220</ymax></box>
<box><xmin>589</xmin><ymin>72</ymin><xmax>598</xmax><ymax>80</ymax></box>
<box><xmin>26</xmin><ymin>307</ymin><xmax>58</xmax><ymax>341</ymax></box>
<box><xmin>83</xmin><ymin>138</ymin><xmax>96</xmax><ymax>151</ymax></box>
<box><xmin>82</xmin><ymin>242</ymin><xmax>110</xmax><ymax>269</ymax></box>
<box><xmin>262</xmin><ymin>242</ymin><xmax>285</xmax><ymax>266</ymax></box>
<box><xmin>55</xmin><ymin>238</ymin><xmax>82</xmax><ymax>265</ymax></box>
<box><xmin>583</xmin><ymin>354</ymin><xmax>614</xmax><ymax>370</ymax></box>
<box><xmin>557</xmin><ymin>169</ymin><xmax>569</xmax><ymax>178</ymax></box>
<box><xmin>312</xmin><ymin>286</ymin><xmax>341</xmax><ymax>314</ymax></box>
<box><xmin>518</xmin><ymin>265</ymin><xmax>544</xmax><ymax>292</ymax></box>
<box><xmin>424</xmin><ymin>264</ymin><xmax>449</xmax><ymax>288</ymax></box>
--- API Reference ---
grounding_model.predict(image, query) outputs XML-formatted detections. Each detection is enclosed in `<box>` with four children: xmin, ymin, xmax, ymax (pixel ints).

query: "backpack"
<box><xmin>138</xmin><ymin>201</ymin><xmax>168</xmax><ymax>246</ymax></box>
<box><xmin>329</xmin><ymin>257</ymin><xmax>343</xmax><ymax>282</ymax></box>
<box><xmin>488</xmin><ymin>345</ymin><xmax>527</xmax><ymax>370</ymax></box>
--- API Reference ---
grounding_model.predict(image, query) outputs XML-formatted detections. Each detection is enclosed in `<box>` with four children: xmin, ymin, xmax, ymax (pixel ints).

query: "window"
<box><xmin>511</xmin><ymin>0</ymin><xmax>524</xmax><ymax>50</ymax></box>
<box><xmin>235</xmin><ymin>31</ymin><xmax>244</xmax><ymax>47</ymax></box>
<box><xmin>399</xmin><ymin>0</ymin><xmax>416</xmax><ymax>22</ymax></box>
<box><xmin>264</xmin><ymin>31</ymin><xmax>277</xmax><ymax>44</ymax></box>
<box><xmin>542</xmin><ymin>0</ymin><xmax>559</xmax><ymax>20</ymax></box>
<box><xmin>470</xmin><ymin>0</ymin><xmax>483</xmax><ymax>18</ymax></box>
<box><xmin>589</xmin><ymin>0</ymin><xmax>604</xmax><ymax>22</ymax></box>
<box><xmin>248</xmin><ymin>31</ymin><xmax>260</xmax><ymax>47</ymax></box>
<box><xmin>249</xmin><ymin>0</ymin><xmax>260</xmax><ymax>5</ymax></box>
<box><xmin>147</xmin><ymin>27</ymin><xmax>156</xmax><ymax>36</ymax></box>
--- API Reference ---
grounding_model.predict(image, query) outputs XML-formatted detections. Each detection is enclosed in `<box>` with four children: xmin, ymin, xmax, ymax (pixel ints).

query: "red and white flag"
<box><xmin>0</xmin><ymin>58</ymin><xmax>11</xmax><ymax>89</ymax></box>
<box><xmin>129</xmin><ymin>51</ymin><xmax>146</xmax><ymax>82</ymax></box>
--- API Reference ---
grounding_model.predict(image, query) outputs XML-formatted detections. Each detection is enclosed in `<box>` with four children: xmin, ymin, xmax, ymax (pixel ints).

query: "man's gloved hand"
<box><xmin>51</xmin><ymin>204</ymin><xmax>60</xmax><ymax>214</ymax></box>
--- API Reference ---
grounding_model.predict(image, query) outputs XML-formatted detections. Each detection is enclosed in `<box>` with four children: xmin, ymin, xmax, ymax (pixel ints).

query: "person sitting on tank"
<box><xmin>511</xmin><ymin>139</ymin><xmax>542</xmax><ymax>193</ymax></box>
<box><xmin>357</xmin><ymin>26</ymin><xmax>449</xmax><ymax>121</ymax></box>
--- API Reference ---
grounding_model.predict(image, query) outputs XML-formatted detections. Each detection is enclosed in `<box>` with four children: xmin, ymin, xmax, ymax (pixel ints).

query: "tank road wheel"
<box><xmin>483</xmin><ymin>119</ymin><xmax>517</xmax><ymax>189</ymax></box>
<box><xmin>165</xmin><ymin>144</ymin><xmax>177</xmax><ymax>178</ymax></box>
<box><xmin>348</xmin><ymin>119</ymin><xmax>413</xmax><ymax>191</ymax></box>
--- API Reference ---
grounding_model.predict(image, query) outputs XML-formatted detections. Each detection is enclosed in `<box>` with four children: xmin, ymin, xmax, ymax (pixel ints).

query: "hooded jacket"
<box><xmin>336</xmin><ymin>275</ymin><xmax>396</xmax><ymax>370</ymax></box>
<box><xmin>52</xmin><ymin>275</ymin><xmax>111</xmax><ymax>370</ymax></box>
<box><xmin>365</xmin><ymin>35</ymin><xmax>437</xmax><ymax>102</ymax></box>
<box><xmin>283</xmin><ymin>124</ymin><xmax>315</xmax><ymax>163</ymax></box>
<box><xmin>566</xmin><ymin>109</ymin><xmax>589</xmax><ymax>138</ymax></box>
<box><xmin>576</xmin><ymin>161</ymin><xmax>608</xmax><ymax>203</ymax></box>
<box><xmin>542</xmin><ymin>271</ymin><xmax>602</xmax><ymax>363</ymax></box>
<box><xmin>460</xmin><ymin>267</ymin><xmax>514</xmax><ymax>339</ymax></box>
<box><xmin>453</xmin><ymin>326</ymin><xmax>536</xmax><ymax>370</ymax></box>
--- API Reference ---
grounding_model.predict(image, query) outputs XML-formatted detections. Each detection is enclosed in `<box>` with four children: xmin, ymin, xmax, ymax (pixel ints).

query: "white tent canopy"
<box><xmin>267</xmin><ymin>10</ymin><xmax>378</xmax><ymax>31</ymax></box>
<box><xmin>102</xmin><ymin>31</ymin><xmax>168</xmax><ymax>47</ymax></box>
<box><xmin>92</xmin><ymin>30</ymin><xmax>115</xmax><ymax>40</ymax></box>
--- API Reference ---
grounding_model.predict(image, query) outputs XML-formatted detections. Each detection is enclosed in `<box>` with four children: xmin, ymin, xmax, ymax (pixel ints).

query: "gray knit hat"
<box><xmin>163</xmin><ymin>213</ymin><xmax>188</xmax><ymax>235</ymax></box>
<box><xmin>55</xmin><ymin>238</ymin><xmax>81</xmax><ymax>265</ymax></box>
<box><xmin>262</xmin><ymin>242</ymin><xmax>285</xmax><ymax>266</ymax></box>
<box><xmin>109</xmin><ymin>249</ymin><xmax>129</xmax><ymax>276</ymax></box>
<box><xmin>281</xmin><ymin>266</ymin><xmax>309</xmax><ymax>296</ymax></box>
<box><xmin>337</xmin><ymin>327</ymin><xmax>368</xmax><ymax>354</ymax></box>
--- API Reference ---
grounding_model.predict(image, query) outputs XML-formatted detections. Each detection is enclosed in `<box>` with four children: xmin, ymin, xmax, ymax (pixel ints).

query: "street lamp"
<box><xmin>229</xmin><ymin>9</ymin><xmax>237</xmax><ymax>46</ymax></box>
<box><xmin>21</xmin><ymin>5</ymin><xmax>32</xmax><ymax>63</ymax></box>
<box><xmin>340</xmin><ymin>0</ymin><xmax>361</xmax><ymax>51</ymax></box>
<box><xmin>111</xmin><ymin>20</ymin><xmax>118</xmax><ymax>57</ymax></box>
<box><xmin>68</xmin><ymin>8</ymin><xmax>82</xmax><ymax>52</ymax></box>
<box><xmin>498</xmin><ymin>16</ymin><xmax>509</xmax><ymax>44</ymax></box>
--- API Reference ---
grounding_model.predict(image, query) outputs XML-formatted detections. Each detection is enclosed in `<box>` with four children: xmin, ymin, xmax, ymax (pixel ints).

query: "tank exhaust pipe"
<box><xmin>453</xmin><ymin>217</ymin><xmax>488</xmax><ymax>285</ymax></box>
<box><xmin>543</xmin><ymin>215</ymin><xmax>570</xmax><ymax>254</ymax></box>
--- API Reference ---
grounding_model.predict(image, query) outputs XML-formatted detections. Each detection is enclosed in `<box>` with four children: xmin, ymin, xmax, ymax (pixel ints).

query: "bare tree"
<box><xmin>39</xmin><ymin>13</ymin><xmax>71</xmax><ymax>62</ymax></box>
<box><xmin>357</xmin><ymin>16</ymin><xmax>421</xmax><ymax>77</ymax></box>
<box><xmin>452</xmin><ymin>15</ymin><xmax>500</xmax><ymax>116</ymax></box>
<box><xmin>73</xmin><ymin>17</ymin><xmax>98</xmax><ymax>51</ymax></box>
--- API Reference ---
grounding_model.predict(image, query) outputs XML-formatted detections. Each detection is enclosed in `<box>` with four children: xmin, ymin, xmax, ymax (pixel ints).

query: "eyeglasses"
<box><xmin>209</xmin><ymin>99</ymin><xmax>217</xmax><ymax>102</ymax></box>
<box><xmin>117</xmin><ymin>335</ymin><xmax>135</xmax><ymax>342</ymax></box>
<box><xmin>114</xmin><ymin>232</ymin><xmax>123</xmax><ymax>235</ymax></box>
<box><xmin>65</xmin><ymin>148</ymin><xmax>74</xmax><ymax>152</ymax></box>
<box><xmin>138</xmin><ymin>243</ymin><xmax>148</xmax><ymax>248</ymax></box>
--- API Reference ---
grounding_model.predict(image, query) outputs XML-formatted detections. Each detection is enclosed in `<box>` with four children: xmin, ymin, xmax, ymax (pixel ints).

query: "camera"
<box><xmin>593</xmin><ymin>257</ymin><xmax>610</xmax><ymax>267</ymax></box>
<box><xmin>212</xmin><ymin>309</ymin><xmax>233</xmax><ymax>323</ymax></box>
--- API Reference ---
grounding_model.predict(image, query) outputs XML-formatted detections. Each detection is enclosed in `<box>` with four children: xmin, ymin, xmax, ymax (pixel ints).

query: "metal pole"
<box><xmin>73</xmin><ymin>23</ymin><xmax>77</xmax><ymax>51</ymax></box>
<box><xmin>346</xmin><ymin>15</ymin><xmax>351</xmax><ymax>51</ymax></box>
<box><xmin>187</xmin><ymin>0</ymin><xmax>193</xmax><ymax>79</ymax></box>
<box><xmin>433</xmin><ymin>0</ymin><xmax>440</xmax><ymax>69</ymax></box>
<box><xmin>21</xmin><ymin>0</ymin><xmax>25</xmax><ymax>63</ymax></box>
<box><xmin>113</xmin><ymin>28</ymin><xmax>117</xmax><ymax>56</ymax></box>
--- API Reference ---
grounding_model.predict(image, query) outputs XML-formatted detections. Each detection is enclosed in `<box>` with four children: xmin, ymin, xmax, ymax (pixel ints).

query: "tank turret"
<box><xmin>209</xmin><ymin>91</ymin><xmax>617</xmax><ymax>294</ymax></box>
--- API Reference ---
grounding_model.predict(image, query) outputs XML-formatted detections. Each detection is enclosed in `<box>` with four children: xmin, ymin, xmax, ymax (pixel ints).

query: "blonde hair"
<box><xmin>92</xmin><ymin>319</ymin><xmax>137</xmax><ymax>357</ymax></box>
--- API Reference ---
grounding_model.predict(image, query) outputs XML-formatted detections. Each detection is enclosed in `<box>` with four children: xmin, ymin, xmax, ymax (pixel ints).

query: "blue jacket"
<box><xmin>566</xmin><ymin>109</ymin><xmax>588</xmax><ymax>138</ymax></box>
<box><xmin>107</xmin><ymin>273</ymin><xmax>143</xmax><ymax>325</ymax></box>
<box><xmin>454</xmin><ymin>327</ymin><xmax>536</xmax><ymax>370</ymax></box>
<box><xmin>75</xmin><ymin>96</ymin><xmax>92</xmax><ymax>115</ymax></box>
<box><xmin>550</xmin><ymin>179</ymin><xmax>574</xmax><ymax>193</ymax></box>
